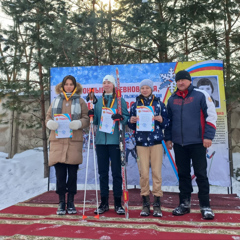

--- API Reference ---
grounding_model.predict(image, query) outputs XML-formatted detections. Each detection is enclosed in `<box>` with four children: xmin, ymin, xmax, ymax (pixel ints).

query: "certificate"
<box><xmin>99</xmin><ymin>107</ymin><xmax>117</xmax><ymax>134</ymax></box>
<box><xmin>137</xmin><ymin>106</ymin><xmax>154</xmax><ymax>132</ymax></box>
<box><xmin>54</xmin><ymin>113</ymin><xmax>73</xmax><ymax>138</ymax></box>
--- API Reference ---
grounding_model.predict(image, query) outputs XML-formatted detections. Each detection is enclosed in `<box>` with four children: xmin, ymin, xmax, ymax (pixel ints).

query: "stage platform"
<box><xmin>0</xmin><ymin>189</ymin><xmax>239</xmax><ymax>239</ymax></box>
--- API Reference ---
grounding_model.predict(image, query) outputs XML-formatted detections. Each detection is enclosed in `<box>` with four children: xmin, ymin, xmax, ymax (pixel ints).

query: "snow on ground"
<box><xmin>0</xmin><ymin>149</ymin><xmax>239</xmax><ymax>211</ymax></box>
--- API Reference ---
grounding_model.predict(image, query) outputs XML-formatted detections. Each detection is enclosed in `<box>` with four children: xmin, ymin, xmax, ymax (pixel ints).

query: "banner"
<box><xmin>49</xmin><ymin>60</ymin><xmax>230</xmax><ymax>187</ymax></box>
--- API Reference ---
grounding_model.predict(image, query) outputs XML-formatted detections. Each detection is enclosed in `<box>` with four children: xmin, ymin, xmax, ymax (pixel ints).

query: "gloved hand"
<box><xmin>86</xmin><ymin>94</ymin><xmax>98</xmax><ymax>104</ymax></box>
<box><xmin>111</xmin><ymin>113</ymin><xmax>124</xmax><ymax>121</ymax></box>
<box><xmin>69</xmin><ymin>120</ymin><xmax>82</xmax><ymax>130</ymax></box>
<box><xmin>88</xmin><ymin>109</ymin><xmax>94</xmax><ymax>117</ymax></box>
<box><xmin>47</xmin><ymin>120</ymin><xmax>58</xmax><ymax>130</ymax></box>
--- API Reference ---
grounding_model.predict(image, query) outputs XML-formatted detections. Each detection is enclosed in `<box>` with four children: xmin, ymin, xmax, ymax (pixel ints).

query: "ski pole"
<box><xmin>82</xmin><ymin>88</ymin><xmax>99</xmax><ymax>220</ymax></box>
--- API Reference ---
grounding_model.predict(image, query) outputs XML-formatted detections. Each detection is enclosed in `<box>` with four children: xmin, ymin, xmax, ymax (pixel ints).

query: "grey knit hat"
<box><xmin>175</xmin><ymin>70</ymin><xmax>192</xmax><ymax>82</ymax></box>
<box><xmin>139</xmin><ymin>79</ymin><xmax>154</xmax><ymax>91</ymax></box>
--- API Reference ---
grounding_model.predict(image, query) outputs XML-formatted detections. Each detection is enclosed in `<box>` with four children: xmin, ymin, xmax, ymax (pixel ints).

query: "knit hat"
<box><xmin>103</xmin><ymin>75</ymin><xmax>116</xmax><ymax>86</ymax></box>
<box><xmin>175</xmin><ymin>70</ymin><xmax>192</xmax><ymax>82</ymax></box>
<box><xmin>139</xmin><ymin>79</ymin><xmax>154</xmax><ymax>91</ymax></box>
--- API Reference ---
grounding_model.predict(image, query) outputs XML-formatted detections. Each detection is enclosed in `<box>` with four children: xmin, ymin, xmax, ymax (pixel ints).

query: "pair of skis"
<box><xmin>116</xmin><ymin>68</ymin><xmax>129</xmax><ymax>219</ymax></box>
<box><xmin>82</xmin><ymin>88</ymin><xmax>99</xmax><ymax>220</ymax></box>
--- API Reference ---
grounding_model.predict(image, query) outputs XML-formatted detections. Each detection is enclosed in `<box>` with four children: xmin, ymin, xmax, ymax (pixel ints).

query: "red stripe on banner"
<box><xmin>189</xmin><ymin>67</ymin><xmax>223</xmax><ymax>74</ymax></box>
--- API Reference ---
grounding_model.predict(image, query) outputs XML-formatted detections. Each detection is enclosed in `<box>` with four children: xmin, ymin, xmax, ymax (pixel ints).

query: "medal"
<box><xmin>66</xmin><ymin>103</ymin><xmax>69</xmax><ymax>106</ymax></box>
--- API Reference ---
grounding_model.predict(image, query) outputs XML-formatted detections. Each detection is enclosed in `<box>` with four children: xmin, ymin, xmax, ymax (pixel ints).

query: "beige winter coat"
<box><xmin>46</xmin><ymin>82</ymin><xmax>89</xmax><ymax>166</ymax></box>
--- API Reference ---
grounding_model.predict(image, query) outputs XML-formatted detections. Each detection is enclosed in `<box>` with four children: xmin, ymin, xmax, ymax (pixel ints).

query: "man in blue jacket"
<box><xmin>165</xmin><ymin>70</ymin><xmax>217</xmax><ymax>220</ymax></box>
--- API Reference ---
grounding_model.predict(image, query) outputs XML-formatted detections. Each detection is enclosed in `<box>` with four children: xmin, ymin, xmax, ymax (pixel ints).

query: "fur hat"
<box><xmin>139</xmin><ymin>79</ymin><xmax>154</xmax><ymax>91</ymax></box>
<box><xmin>175</xmin><ymin>70</ymin><xmax>192</xmax><ymax>82</ymax></box>
<box><xmin>103</xmin><ymin>75</ymin><xmax>116</xmax><ymax>86</ymax></box>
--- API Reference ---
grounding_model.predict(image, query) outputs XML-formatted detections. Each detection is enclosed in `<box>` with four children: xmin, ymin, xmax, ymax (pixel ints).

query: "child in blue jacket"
<box><xmin>128</xmin><ymin>79</ymin><xmax>169</xmax><ymax>217</ymax></box>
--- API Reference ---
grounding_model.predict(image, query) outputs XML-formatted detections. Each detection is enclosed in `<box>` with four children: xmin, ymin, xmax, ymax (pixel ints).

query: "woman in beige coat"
<box><xmin>46</xmin><ymin>75</ymin><xmax>89</xmax><ymax>215</ymax></box>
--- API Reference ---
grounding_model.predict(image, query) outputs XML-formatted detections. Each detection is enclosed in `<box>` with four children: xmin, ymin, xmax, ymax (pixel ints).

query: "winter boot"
<box><xmin>94</xmin><ymin>196</ymin><xmax>109</xmax><ymax>214</ymax></box>
<box><xmin>56</xmin><ymin>194</ymin><xmax>66</xmax><ymax>215</ymax></box>
<box><xmin>67</xmin><ymin>193</ymin><xmax>77</xmax><ymax>214</ymax></box>
<box><xmin>200</xmin><ymin>207</ymin><xmax>215</xmax><ymax>220</ymax></box>
<box><xmin>140</xmin><ymin>195</ymin><xmax>150</xmax><ymax>216</ymax></box>
<box><xmin>172</xmin><ymin>198</ymin><xmax>191</xmax><ymax>216</ymax></box>
<box><xmin>114</xmin><ymin>197</ymin><xmax>125</xmax><ymax>215</ymax></box>
<box><xmin>153</xmin><ymin>196</ymin><xmax>162</xmax><ymax>217</ymax></box>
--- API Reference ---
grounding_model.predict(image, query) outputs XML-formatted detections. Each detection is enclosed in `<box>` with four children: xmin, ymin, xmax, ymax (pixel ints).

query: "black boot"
<box><xmin>114</xmin><ymin>197</ymin><xmax>125</xmax><ymax>215</ymax></box>
<box><xmin>172</xmin><ymin>197</ymin><xmax>191</xmax><ymax>216</ymax></box>
<box><xmin>200</xmin><ymin>207</ymin><xmax>214</xmax><ymax>220</ymax></box>
<box><xmin>140</xmin><ymin>195</ymin><xmax>150</xmax><ymax>216</ymax></box>
<box><xmin>67</xmin><ymin>193</ymin><xmax>77</xmax><ymax>214</ymax></box>
<box><xmin>153</xmin><ymin>196</ymin><xmax>162</xmax><ymax>217</ymax></box>
<box><xmin>94</xmin><ymin>197</ymin><xmax>109</xmax><ymax>214</ymax></box>
<box><xmin>199</xmin><ymin>195</ymin><xmax>214</xmax><ymax>219</ymax></box>
<box><xmin>56</xmin><ymin>194</ymin><xmax>66</xmax><ymax>215</ymax></box>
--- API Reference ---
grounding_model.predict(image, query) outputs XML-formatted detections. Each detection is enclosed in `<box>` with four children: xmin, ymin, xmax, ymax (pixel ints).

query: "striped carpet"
<box><xmin>0</xmin><ymin>190</ymin><xmax>239</xmax><ymax>240</ymax></box>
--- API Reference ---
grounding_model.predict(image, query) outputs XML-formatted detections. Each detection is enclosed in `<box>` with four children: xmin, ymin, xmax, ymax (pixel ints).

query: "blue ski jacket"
<box><xmin>128</xmin><ymin>94</ymin><xmax>169</xmax><ymax>146</ymax></box>
<box><xmin>164</xmin><ymin>84</ymin><xmax>217</xmax><ymax>146</ymax></box>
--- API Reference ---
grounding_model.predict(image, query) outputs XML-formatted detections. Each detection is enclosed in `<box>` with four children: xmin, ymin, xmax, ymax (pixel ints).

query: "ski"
<box><xmin>162</xmin><ymin>140</ymin><xmax>179</xmax><ymax>181</ymax></box>
<box><xmin>116</xmin><ymin>68</ymin><xmax>129</xmax><ymax>219</ymax></box>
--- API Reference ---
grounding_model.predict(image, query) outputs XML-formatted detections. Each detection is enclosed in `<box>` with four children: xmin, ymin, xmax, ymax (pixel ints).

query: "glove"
<box><xmin>86</xmin><ymin>94</ymin><xmax>98</xmax><ymax>104</ymax></box>
<box><xmin>47</xmin><ymin>120</ymin><xmax>58</xmax><ymax>130</ymax></box>
<box><xmin>88</xmin><ymin>109</ymin><xmax>94</xmax><ymax>117</ymax></box>
<box><xmin>69</xmin><ymin>120</ymin><xmax>82</xmax><ymax>130</ymax></box>
<box><xmin>111</xmin><ymin>113</ymin><xmax>124</xmax><ymax>121</ymax></box>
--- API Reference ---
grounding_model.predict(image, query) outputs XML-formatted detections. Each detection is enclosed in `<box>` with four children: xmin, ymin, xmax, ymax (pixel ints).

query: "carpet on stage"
<box><xmin>0</xmin><ymin>189</ymin><xmax>240</xmax><ymax>240</ymax></box>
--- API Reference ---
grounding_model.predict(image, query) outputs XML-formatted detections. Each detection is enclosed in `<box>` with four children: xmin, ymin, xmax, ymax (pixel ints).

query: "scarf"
<box><xmin>51</xmin><ymin>92</ymin><xmax>81</xmax><ymax>120</ymax></box>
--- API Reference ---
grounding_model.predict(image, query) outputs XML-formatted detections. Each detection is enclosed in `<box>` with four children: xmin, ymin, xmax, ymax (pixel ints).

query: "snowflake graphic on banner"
<box><xmin>159</xmin><ymin>68</ymin><xmax>176</xmax><ymax>93</ymax></box>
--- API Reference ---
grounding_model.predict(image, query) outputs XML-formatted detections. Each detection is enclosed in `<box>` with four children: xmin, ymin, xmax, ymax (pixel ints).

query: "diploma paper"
<box><xmin>54</xmin><ymin>113</ymin><xmax>73</xmax><ymax>138</ymax></box>
<box><xmin>99</xmin><ymin>107</ymin><xmax>117</xmax><ymax>134</ymax></box>
<box><xmin>137</xmin><ymin>106</ymin><xmax>154</xmax><ymax>132</ymax></box>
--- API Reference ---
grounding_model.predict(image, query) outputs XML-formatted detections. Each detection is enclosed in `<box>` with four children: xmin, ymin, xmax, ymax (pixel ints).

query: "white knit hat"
<box><xmin>103</xmin><ymin>75</ymin><xmax>116</xmax><ymax>86</ymax></box>
<box><xmin>139</xmin><ymin>79</ymin><xmax>154</xmax><ymax>91</ymax></box>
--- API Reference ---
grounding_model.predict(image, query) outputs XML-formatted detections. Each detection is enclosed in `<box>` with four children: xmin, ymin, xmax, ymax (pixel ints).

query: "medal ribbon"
<box><xmin>141</xmin><ymin>95</ymin><xmax>155</xmax><ymax>106</ymax></box>
<box><xmin>102</xmin><ymin>96</ymin><xmax>115</xmax><ymax>108</ymax></box>
<box><xmin>62</xmin><ymin>87</ymin><xmax>77</xmax><ymax>101</ymax></box>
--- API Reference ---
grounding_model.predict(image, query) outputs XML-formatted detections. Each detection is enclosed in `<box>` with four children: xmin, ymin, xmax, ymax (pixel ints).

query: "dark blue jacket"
<box><xmin>128</xmin><ymin>94</ymin><xmax>169</xmax><ymax>146</ymax></box>
<box><xmin>165</xmin><ymin>85</ymin><xmax>217</xmax><ymax>146</ymax></box>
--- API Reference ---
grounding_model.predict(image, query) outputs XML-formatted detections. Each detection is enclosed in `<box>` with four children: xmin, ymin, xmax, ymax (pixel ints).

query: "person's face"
<box><xmin>140</xmin><ymin>85</ymin><xmax>152</xmax><ymax>97</ymax></box>
<box><xmin>199</xmin><ymin>85</ymin><xmax>212</xmax><ymax>96</ymax></box>
<box><xmin>176</xmin><ymin>79</ymin><xmax>191</xmax><ymax>91</ymax></box>
<box><xmin>103</xmin><ymin>80</ymin><xmax>114</xmax><ymax>93</ymax></box>
<box><xmin>63</xmin><ymin>79</ymin><xmax>75</xmax><ymax>93</ymax></box>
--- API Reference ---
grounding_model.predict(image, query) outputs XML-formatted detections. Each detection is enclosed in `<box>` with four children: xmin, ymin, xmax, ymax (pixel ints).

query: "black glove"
<box><xmin>86</xmin><ymin>94</ymin><xmax>98</xmax><ymax>104</ymax></box>
<box><xmin>88</xmin><ymin>109</ymin><xmax>94</xmax><ymax>117</ymax></box>
<box><xmin>111</xmin><ymin>113</ymin><xmax>124</xmax><ymax>121</ymax></box>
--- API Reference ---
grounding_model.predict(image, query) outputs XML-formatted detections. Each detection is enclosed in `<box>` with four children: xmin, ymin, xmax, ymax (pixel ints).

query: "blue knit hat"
<box><xmin>139</xmin><ymin>79</ymin><xmax>154</xmax><ymax>92</ymax></box>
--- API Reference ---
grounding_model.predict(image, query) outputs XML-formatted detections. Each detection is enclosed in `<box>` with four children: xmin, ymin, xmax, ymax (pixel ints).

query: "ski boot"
<box><xmin>114</xmin><ymin>197</ymin><xmax>125</xmax><ymax>215</ymax></box>
<box><xmin>56</xmin><ymin>194</ymin><xmax>66</xmax><ymax>215</ymax></box>
<box><xmin>94</xmin><ymin>197</ymin><xmax>109</xmax><ymax>214</ymax></box>
<box><xmin>67</xmin><ymin>193</ymin><xmax>77</xmax><ymax>214</ymax></box>
<box><xmin>153</xmin><ymin>196</ymin><xmax>162</xmax><ymax>217</ymax></box>
<box><xmin>140</xmin><ymin>195</ymin><xmax>150</xmax><ymax>216</ymax></box>
<box><xmin>201</xmin><ymin>207</ymin><xmax>215</xmax><ymax>220</ymax></box>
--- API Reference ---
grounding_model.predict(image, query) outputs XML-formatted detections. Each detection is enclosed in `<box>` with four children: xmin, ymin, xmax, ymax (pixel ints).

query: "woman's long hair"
<box><xmin>102</xmin><ymin>87</ymin><xmax>116</xmax><ymax>106</ymax></box>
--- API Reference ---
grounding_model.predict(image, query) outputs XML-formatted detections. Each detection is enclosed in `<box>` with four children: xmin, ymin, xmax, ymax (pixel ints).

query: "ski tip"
<box><xmin>94</xmin><ymin>214</ymin><xmax>100</xmax><ymax>219</ymax></box>
<box><xmin>82</xmin><ymin>215</ymin><xmax>87</xmax><ymax>220</ymax></box>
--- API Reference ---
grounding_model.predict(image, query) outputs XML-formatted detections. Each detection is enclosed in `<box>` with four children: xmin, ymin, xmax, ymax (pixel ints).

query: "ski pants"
<box><xmin>137</xmin><ymin>144</ymin><xmax>163</xmax><ymax>197</ymax></box>
<box><xmin>96</xmin><ymin>144</ymin><xmax>122</xmax><ymax>198</ymax></box>
<box><xmin>173</xmin><ymin>143</ymin><xmax>210</xmax><ymax>207</ymax></box>
<box><xmin>54</xmin><ymin>163</ymin><xmax>79</xmax><ymax>195</ymax></box>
